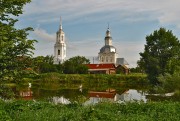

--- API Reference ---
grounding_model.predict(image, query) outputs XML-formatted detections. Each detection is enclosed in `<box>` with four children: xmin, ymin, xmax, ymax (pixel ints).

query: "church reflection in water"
<box><xmin>46</xmin><ymin>89</ymin><xmax>147</xmax><ymax>104</ymax></box>
<box><xmin>19</xmin><ymin>88</ymin><xmax>33</xmax><ymax>100</ymax></box>
<box><xmin>18</xmin><ymin>86</ymin><xmax>147</xmax><ymax>104</ymax></box>
<box><xmin>84</xmin><ymin>89</ymin><xmax>147</xmax><ymax>105</ymax></box>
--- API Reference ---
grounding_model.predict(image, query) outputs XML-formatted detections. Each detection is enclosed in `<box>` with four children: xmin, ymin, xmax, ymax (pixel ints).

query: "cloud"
<box><xmin>33</xmin><ymin>26</ymin><xmax>55</xmax><ymax>41</ymax></box>
<box><xmin>23</xmin><ymin>0</ymin><xmax>180</xmax><ymax>28</ymax></box>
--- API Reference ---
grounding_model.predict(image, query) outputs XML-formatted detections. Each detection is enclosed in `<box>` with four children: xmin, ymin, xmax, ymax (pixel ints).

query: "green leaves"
<box><xmin>0</xmin><ymin>0</ymin><xmax>37</xmax><ymax>83</ymax></box>
<box><xmin>1</xmin><ymin>100</ymin><xmax>180</xmax><ymax>121</ymax></box>
<box><xmin>63</xmin><ymin>56</ymin><xmax>90</xmax><ymax>74</ymax></box>
<box><xmin>0</xmin><ymin>0</ymin><xmax>31</xmax><ymax>22</ymax></box>
<box><xmin>139</xmin><ymin>28</ymin><xmax>180</xmax><ymax>84</ymax></box>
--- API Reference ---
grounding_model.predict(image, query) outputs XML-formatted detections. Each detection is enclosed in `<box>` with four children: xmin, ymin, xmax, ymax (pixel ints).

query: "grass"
<box><xmin>27</xmin><ymin>73</ymin><xmax>149</xmax><ymax>92</ymax></box>
<box><xmin>34</xmin><ymin>73</ymin><xmax>148</xmax><ymax>86</ymax></box>
<box><xmin>0</xmin><ymin>100</ymin><xmax>179</xmax><ymax>121</ymax></box>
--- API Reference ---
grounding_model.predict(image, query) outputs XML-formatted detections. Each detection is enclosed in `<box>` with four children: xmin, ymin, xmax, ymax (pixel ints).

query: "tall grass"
<box><xmin>0</xmin><ymin>100</ymin><xmax>179</xmax><ymax>121</ymax></box>
<box><xmin>35</xmin><ymin>73</ymin><xmax>148</xmax><ymax>86</ymax></box>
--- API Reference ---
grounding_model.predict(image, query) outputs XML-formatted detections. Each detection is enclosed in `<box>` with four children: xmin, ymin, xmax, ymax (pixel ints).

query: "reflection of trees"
<box><xmin>56</xmin><ymin>89</ymin><xmax>88</xmax><ymax>102</ymax></box>
<box><xmin>146</xmin><ymin>95</ymin><xmax>180</xmax><ymax>102</ymax></box>
<box><xmin>32</xmin><ymin>88</ymin><xmax>89</xmax><ymax>103</ymax></box>
<box><xmin>137</xmin><ymin>90</ymin><xmax>147</xmax><ymax>95</ymax></box>
<box><xmin>0</xmin><ymin>85</ymin><xmax>15</xmax><ymax>99</ymax></box>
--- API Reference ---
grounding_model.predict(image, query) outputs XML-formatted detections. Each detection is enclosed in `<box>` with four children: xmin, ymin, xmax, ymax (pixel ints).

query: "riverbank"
<box><xmin>0</xmin><ymin>100</ymin><xmax>179</xmax><ymax>121</ymax></box>
<box><xmin>33</xmin><ymin>73</ymin><xmax>148</xmax><ymax>86</ymax></box>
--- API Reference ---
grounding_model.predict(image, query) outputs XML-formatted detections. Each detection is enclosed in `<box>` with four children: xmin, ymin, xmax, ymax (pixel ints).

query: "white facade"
<box><xmin>54</xmin><ymin>18</ymin><xmax>66</xmax><ymax>64</ymax></box>
<box><xmin>98</xmin><ymin>27</ymin><xmax>118</xmax><ymax>64</ymax></box>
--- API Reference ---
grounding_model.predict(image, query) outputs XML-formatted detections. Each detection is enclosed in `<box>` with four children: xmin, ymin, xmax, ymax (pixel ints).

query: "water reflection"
<box><xmin>17</xmin><ymin>86</ymin><xmax>147</xmax><ymax>104</ymax></box>
<box><xmin>50</xmin><ymin>96</ymin><xmax>70</xmax><ymax>104</ymax></box>
<box><xmin>19</xmin><ymin>88</ymin><xmax>33</xmax><ymax>100</ymax></box>
<box><xmin>118</xmin><ymin>89</ymin><xmax>147</xmax><ymax>103</ymax></box>
<box><xmin>14</xmin><ymin>82</ymin><xmax>178</xmax><ymax>104</ymax></box>
<box><xmin>84</xmin><ymin>89</ymin><xmax>147</xmax><ymax>105</ymax></box>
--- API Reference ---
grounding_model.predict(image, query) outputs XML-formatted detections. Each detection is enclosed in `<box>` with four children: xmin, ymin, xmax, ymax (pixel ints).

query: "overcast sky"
<box><xmin>16</xmin><ymin>0</ymin><xmax>180</xmax><ymax>67</ymax></box>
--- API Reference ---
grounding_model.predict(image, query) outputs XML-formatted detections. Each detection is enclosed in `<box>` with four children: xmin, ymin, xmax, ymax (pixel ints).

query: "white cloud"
<box><xmin>33</xmin><ymin>26</ymin><xmax>55</xmax><ymax>41</ymax></box>
<box><xmin>23</xmin><ymin>0</ymin><xmax>180</xmax><ymax>28</ymax></box>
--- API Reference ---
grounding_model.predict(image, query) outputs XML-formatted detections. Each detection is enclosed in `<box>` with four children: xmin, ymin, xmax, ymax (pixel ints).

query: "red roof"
<box><xmin>89</xmin><ymin>91</ymin><xmax>116</xmax><ymax>98</ymax></box>
<box><xmin>86</xmin><ymin>64</ymin><xmax>115</xmax><ymax>69</ymax></box>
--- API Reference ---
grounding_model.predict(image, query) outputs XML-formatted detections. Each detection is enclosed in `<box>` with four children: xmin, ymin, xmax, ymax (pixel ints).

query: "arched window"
<box><xmin>58</xmin><ymin>50</ymin><xmax>60</xmax><ymax>55</ymax></box>
<box><xmin>106</xmin><ymin>57</ymin><xmax>108</xmax><ymax>62</ymax></box>
<box><xmin>101</xmin><ymin>57</ymin><xmax>104</xmax><ymax>62</ymax></box>
<box><xmin>62</xmin><ymin>36</ymin><xmax>63</xmax><ymax>41</ymax></box>
<box><xmin>110</xmin><ymin>57</ymin><xmax>113</xmax><ymax>62</ymax></box>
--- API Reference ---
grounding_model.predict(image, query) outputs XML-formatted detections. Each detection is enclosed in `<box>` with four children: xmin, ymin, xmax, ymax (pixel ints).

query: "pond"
<box><xmin>11</xmin><ymin>82</ymin><xmax>178</xmax><ymax>104</ymax></box>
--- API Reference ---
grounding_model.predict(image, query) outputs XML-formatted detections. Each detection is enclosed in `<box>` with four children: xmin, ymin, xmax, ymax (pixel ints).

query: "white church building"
<box><xmin>98</xmin><ymin>27</ymin><xmax>128</xmax><ymax>66</ymax></box>
<box><xmin>53</xmin><ymin>18</ymin><xmax>128</xmax><ymax>70</ymax></box>
<box><xmin>54</xmin><ymin>18</ymin><xmax>66</xmax><ymax>64</ymax></box>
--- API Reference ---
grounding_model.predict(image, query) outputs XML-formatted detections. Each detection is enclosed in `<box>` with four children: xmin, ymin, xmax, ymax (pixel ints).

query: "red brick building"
<box><xmin>85</xmin><ymin>64</ymin><xmax>116</xmax><ymax>74</ymax></box>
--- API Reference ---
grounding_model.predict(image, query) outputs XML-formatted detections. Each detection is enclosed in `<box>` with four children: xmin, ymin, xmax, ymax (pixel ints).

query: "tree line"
<box><xmin>32</xmin><ymin>55</ymin><xmax>90</xmax><ymax>74</ymax></box>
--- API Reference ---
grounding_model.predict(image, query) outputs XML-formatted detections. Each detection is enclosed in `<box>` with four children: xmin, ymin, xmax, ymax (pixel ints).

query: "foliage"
<box><xmin>32</xmin><ymin>55</ymin><xmax>90</xmax><ymax>74</ymax></box>
<box><xmin>39</xmin><ymin>63</ymin><xmax>57</xmax><ymax>73</ymax></box>
<box><xmin>63</xmin><ymin>56</ymin><xmax>90</xmax><ymax>74</ymax></box>
<box><xmin>0</xmin><ymin>0</ymin><xmax>37</xmax><ymax>83</ymax></box>
<box><xmin>35</xmin><ymin>73</ymin><xmax>148</xmax><ymax>88</ymax></box>
<box><xmin>139</xmin><ymin>28</ymin><xmax>180</xmax><ymax>84</ymax></box>
<box><xmin>0</xmin><ymin>85</ymin><xmax>15</xmax><ymax>99</ymax></box>
<box><xmin>130</xmin><ymin>67</ymin><xmax>144</xmax><ymax>73</ymax></box>
<box><xmin>0</xmin><ymin>100</ymin><xmax>180</xmax><ymax>121</ymax></box>
<box><xmin>33</xmin><ymin>55</ymin><xmax>58</xmax><ymax>73</ymax></box>
<box><xmin>166</xmin><ymin>46</ymin><xmax>180</xmax><ymax>74</ymax></box>
<box><xmin>158</xmin><ymin>67</ymin><xmax>180</xmax><ymax>93</ymax></box>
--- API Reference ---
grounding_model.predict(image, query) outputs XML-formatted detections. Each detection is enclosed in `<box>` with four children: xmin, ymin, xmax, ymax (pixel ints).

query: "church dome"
<box><xmin>100</xmin><ymin>45</ymin><xmax>116</xmax><ymax>53</ymax></box>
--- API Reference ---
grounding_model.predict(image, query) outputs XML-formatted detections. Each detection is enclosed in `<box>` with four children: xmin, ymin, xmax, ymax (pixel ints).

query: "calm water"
<box><xmin>11</xmin><ymin>82</ymin><xmax>178</xmax><ymax>104</ymax></box>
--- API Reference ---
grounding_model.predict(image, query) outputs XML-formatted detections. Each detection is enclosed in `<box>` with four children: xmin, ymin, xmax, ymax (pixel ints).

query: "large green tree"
<box><xmin>63</xmin><ymin>56</ymin><xmax>90</xmax><ymax>74</ymax></box>
<box><xmin>33</xmin><ymin>55</ymin><xmax>58</xmax><ymax>73</ymax></box>
<box><xmin>0</xmin><ymin>0</ymin><xmax>37</xmax><ymax>83</ymax></box>
<box><xmin>139</xmin><ymin>28</ymin><xmax>180</xmax><ymax>84</ymax></box>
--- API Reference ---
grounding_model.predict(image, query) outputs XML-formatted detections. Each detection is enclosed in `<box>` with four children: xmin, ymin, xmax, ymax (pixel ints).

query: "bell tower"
<box><xmin>98</xmin><ymin>25</ymin><xmax>118</xmax><ymax>64</ymax></box>
<box><xmin>54</xmin><ymin>17</ymin><xmax>66</xmax><ymax>64</ymax></box>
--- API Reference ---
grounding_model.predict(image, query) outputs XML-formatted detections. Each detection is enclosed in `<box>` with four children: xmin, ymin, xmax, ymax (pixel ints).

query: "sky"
<box><xmin>16</xmin><ymin>0</ymin><xmax>180</xmax><ymax>67</ymax></box>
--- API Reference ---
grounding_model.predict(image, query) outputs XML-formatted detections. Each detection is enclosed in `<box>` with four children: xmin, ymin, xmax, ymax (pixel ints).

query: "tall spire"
<box><xmin>60</xmin><ymin>16</ymin><xmax>62</xmax><ymax>30</ymax></box>
<box><xmin>106</xmin><ymin>22</ymin><xmax>111</xmax><ymax>37</ymax></box>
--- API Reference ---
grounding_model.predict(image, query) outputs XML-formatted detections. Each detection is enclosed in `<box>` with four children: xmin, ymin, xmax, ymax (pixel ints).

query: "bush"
<box><xmin>0</xmin><ymin>100</ymin><xmax>180</xmax><ymax>121</ymax></box>
<box><xmin>158</xmin><ymin>67</ymin><xmax>180</xmax><ymax>93</ymax></box>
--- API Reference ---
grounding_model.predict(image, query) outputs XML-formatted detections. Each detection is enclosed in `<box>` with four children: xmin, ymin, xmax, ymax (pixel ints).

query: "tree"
<box><xmin>63</xmin><ymin>56</ymin><xmax>90</xmax><ymax>74</ymax></box>
<box><xmin>44</xmin><ymin>55</ymin><xmax>54</xmax><ymax>65</ymax></box>
<box><xmin>139</xmin><ymin>28</ymin><xmax>180</xmax><ymax>84</ymax></box>
<box><xmin>129</xmin><ymin>66</ymin><xmax>143</xmax><ymax>73</ymax></box>
<box><xmin>158</xmin><ymin>67</ymin><xmax>180</xmax><ymax>93</ymax></box>
<box><xmin>33</xmin><ymin>55</ymin><xmax>58</xmax><ymax>73</ymax></box>
<box><xmin>0</xmin><ymin>0</ymin><xmax>37</xmax><ymax>83</ymax></box>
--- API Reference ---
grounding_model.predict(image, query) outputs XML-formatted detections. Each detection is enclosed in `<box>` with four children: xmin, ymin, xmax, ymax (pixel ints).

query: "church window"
<box><xmin>110</xmin><ymin>57</ymin><xmax>113</xmax><ymax>62</ymax></box>
<box><xmin>62</xmin><ymin>36</ymin><xmax>63</xmax><ymax>41</ymax></box>
<box><xmin>106</xmin><ymin>57</ymin><xmax>108</xmax><ymax>62</ymax></box>
<box><xmin>101</xmin><ymin>57</ymin><xmax>104</xmax><ymax>62</ymax></box>
<box><xmin>58</xmin><ymin>50</ymin><xmax>60</xmax><ymax>55</ymax></box>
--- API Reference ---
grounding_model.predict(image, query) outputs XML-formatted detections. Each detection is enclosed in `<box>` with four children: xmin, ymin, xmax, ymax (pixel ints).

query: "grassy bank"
<box><xmin>28</xmin><ymin>73</ymin><xmax>148</xmax><ymax>92</ymax></box>
<box><xmin>0</xmin><ymin>100</ymin><xmax>179</xmax><ymax>121</ymax></box>
<box><xmin>34</xmin><ymin>73</ymin><xmax>148</xmax><ymax>85</ymax></box>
